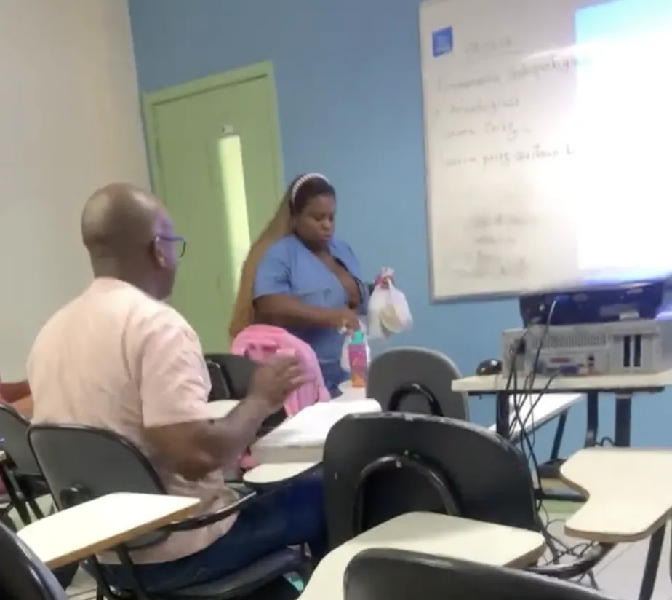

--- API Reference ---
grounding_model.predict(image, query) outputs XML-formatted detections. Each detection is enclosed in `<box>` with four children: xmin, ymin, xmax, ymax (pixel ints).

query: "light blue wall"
<box><xmin>128</xmin><ymin>0</ymin><xmax>671</xmax><ymax>452</ymax></box>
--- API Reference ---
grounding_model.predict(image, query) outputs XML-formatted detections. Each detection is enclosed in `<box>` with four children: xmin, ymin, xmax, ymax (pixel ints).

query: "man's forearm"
<box><xmin>196</xmin><ymin>398</ymin><xmax>271</xmax><ymax>470</ymax></box>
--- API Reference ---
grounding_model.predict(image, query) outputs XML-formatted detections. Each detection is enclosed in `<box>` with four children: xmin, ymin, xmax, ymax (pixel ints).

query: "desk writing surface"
<box><xmin>251</xmin><ymin>400</ymin><xmax>380</xmax><ymax>464</ymax></box>
<box><xmin>204</xmin><ymin>400</ymin><xmax>239</xmax><ymax>419</ymax></box>
<box><xmin>488</xmin><ymin>393</ymin><xmax>582</xmax><ymax>438</ymax></box>
<box><xmin>561</xmin><ymin>448</ymin><xmax>672</xmax><ymax>542</ymax></box>
<box><xmin>336</xmin><ymin>381</ymin><xmax>367</xmax><ymax>401</ymax></box>
<box><xmin>18</xmin><ymin>493</ymin><xmax>199</xmax><ymax>568</ymax></box>
<box><xmin>453</xmin><ymin>370</ymin><xmax>672</xmax><ymax>393</ymax></box>
<box><xmin>300</xmin><ymin>512</ymin><xmax>545</xmax><ymax>600</ymax></box>
<box><xmin>243</xmin><ymin>462</ymin><xmax>318</xmax><ymax>485</ymax></box>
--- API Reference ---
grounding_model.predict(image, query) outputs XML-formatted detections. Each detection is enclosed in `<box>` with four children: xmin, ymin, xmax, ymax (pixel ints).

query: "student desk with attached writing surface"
<box><xmin>17</xmin><ymin>493</ymin><xmax>199</xmax><ymax>569</ymax></box>
<box><xmin>203</xmin><ymin>399</ymin><xmax>381</xmax><ymax>485</ymax></box>
<box><xmin>453</xmin><ymin>370</ymin><xmax>672</xmax><ymax>448</ymax></box>
<box><xmin>561</xmin><ymin>447</ymin><xmax>672</xmax><ymax>600</ymax></box>
<box><xmin>300</xmin><ymin>512</ymin><xmax>545</xmax><ymax>600</ymax></box>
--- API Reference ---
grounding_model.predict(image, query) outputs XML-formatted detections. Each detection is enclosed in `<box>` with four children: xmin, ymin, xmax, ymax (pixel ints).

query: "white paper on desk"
<box><xmin>251</xmin><ymin>400</ymin><xmax>380</xmax><ymax>451</ymax></box>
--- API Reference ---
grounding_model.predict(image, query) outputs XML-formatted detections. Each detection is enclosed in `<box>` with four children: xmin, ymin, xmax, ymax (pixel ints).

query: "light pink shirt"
<box><xmin>27</xmin><ymin>278</ymin><xmax>238</xmax><ymax>564</ymax></box>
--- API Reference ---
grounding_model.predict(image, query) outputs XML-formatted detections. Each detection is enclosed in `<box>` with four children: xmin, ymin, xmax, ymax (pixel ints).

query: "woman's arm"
<box><xmin>256</xmin><ymin>295</ymin><xmax>339</xmax><ymax>329</ymax></box>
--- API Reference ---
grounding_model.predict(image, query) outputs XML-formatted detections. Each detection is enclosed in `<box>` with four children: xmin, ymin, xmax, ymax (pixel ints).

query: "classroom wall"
<box><xmin>128</xmin><ymin>0</ymin><xmax>671</xmax><ymax>450</ymax></box>
<box><xmin>1</xmin><ymin>1</ymin><xmax>149</xmax><ymax>379</ymax></box>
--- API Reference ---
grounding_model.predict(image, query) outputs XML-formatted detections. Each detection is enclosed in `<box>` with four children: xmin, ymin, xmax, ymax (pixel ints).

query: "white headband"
<box><xmin>290</xmin><ymin>173</ymin><xmax>329</xmax><ymax>203</ymax></box>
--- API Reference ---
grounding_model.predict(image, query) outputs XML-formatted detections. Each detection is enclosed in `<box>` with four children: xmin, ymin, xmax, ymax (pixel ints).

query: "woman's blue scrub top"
<box><xmin>254</xmin><ymin>234</ymin><xmax>369</xmax><ymax>394</ymax></box>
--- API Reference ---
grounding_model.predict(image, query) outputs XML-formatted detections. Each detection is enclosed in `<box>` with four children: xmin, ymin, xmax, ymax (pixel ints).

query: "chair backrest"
<box><xmin>0</xmin><ymin>520</ymin><xmax>67</xmax><ymax>600</ymax></box>
<box><xmin>345</xmin><ymin>549</ymin><xmax>616</xmax><ymax>600</ymax></box>
<box><xmin>0</xmin><ymin>405</ymin><xmax>41</xmax><ymax>477</ymax></box>
<box><xmin>323</xmin><ymin>413</ymin><xmax>539</xmax><ymax>548</ymax></box>
<box><xmin>206</xmin><ymin>360</ymin><xmax>232</xmax><ymax>401</ymax></box>
<box><xmin>204</xmin><ymin>353</ymin><xmax>258</xmax><ymax>399</ymax></box>
<box><xmin>366</xmin><ymin>347</ymin><xmax>468</xmax><ymax>419</ymax></box>
<box><xmin>28</xmin><ymin>425</ymin><xmax>167</xmax><ymax>548</ymax></box>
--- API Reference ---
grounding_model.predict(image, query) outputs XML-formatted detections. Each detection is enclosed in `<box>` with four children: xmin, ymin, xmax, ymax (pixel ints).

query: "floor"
<box><xmin>11</xmin><ymin>498</ymin><xmax>672</xmax><ymax>599</ymax></box>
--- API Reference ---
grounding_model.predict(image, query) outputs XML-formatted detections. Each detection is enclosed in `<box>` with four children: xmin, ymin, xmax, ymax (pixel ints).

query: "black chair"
<box><xmin>205</xmin><ymin>353</ymin><xmax>286</xmax><ymax>433</ymax></box>
<box><xmin>0</xmin><ymin>406</ymin><xmax>78</xmax><ymax>589</ymax></box>
<box><xmin>28</xmin><ymin>425</ymin><xmax>307</xmax><ymax>599</ymax></box>
<box><xmin>0</xmin><ymin>519</ymin><xmax>68</xmax><ymax>600</ymax></box>
<box><xmin>204</xmin><ymin>354</ymin><xmax>258</xmax><ymax>400</ymax></box>
<box><xmin>345</xmin><ymin>548</ymin><xmax>616</xmax><ymax>600</ymax></box>
<box><xmin>322</xmin><ymin>412</ymin><xmax>611</xmax><ymax>579</ymax></box>
<box><xmin>0</xmin><ymin>405</ymin><xmax>48</xmax><ymax>523</ymax></box>
<box><xmin>366</xmin><ymin>347</ymin><xmax>468</xmax><ymax>419</ymax></box>
<box><xmin>206</xmin><ymin>360</ymin><xmax>231</xmax><ymax>401</ymax></box>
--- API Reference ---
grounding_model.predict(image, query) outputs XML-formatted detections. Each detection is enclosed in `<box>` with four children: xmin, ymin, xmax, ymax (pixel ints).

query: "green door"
<box><xmin>145</xmin><ymin>64</ymin><xmax>284</xmax><ymax>352</ymax></box>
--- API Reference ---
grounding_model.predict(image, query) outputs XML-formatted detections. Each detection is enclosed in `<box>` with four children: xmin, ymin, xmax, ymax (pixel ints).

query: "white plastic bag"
<box><xmin>381</xmin><ymin>283</ymin><xmax>412</xmax><ymax>333</ymax></box>
<box><xmin>367</xmin><ymin>286</ymin><xmax>387</xmax><ymax>340</ymax></box>
<box><xmin>368</xmin><ymin>276</ymin><xmax>412</xmax><ymax>339</ymax></box>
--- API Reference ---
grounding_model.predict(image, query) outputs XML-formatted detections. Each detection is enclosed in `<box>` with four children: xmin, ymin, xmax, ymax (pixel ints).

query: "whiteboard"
<box><xmin>420</xmin><ymin>0</ymin><xmax>672</xmax><ymax>300</ymax></box>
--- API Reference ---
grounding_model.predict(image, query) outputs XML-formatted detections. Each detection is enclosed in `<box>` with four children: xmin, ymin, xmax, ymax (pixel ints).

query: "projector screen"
<box><xmin>420</xmin><ymin>0</ymin><xmax>672</xmax><ymax>299</ymax></box>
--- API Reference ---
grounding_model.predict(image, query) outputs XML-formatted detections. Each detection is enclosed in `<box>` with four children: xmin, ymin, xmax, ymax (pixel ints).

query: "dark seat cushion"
<box><xmin>157</xmin><ymin>548</ymin><xmax>303</xmax><ymax>599</ymax></box>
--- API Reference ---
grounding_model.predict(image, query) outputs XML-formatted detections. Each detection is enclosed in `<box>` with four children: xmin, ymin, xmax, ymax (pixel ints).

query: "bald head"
<box><xmin>81</xmin><ymin>183</ymin><xmax>161</xmax><ymax>256</ymax></box>
<box><xmin>80</xmin><ymin>184</ymin><xmax>177</xmax><ymax>298</ymax></box>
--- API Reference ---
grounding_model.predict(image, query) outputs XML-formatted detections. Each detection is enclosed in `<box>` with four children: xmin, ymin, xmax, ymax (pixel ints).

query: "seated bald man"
<box><xmin>27</xmin><ymin>183</ymin><xmax>327</xmax><ymax>592</ymax></box>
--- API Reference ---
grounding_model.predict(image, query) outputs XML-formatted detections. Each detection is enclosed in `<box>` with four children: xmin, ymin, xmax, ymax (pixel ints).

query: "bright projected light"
<box><xmin>575</xmin><ymin>0</ymin><xmax>672</xmax><ymax>273</ymax></box>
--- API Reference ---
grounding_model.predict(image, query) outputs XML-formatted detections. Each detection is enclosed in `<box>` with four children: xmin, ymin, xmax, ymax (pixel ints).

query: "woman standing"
<box><xmin>230</xmin><ymin>173</ymin><xmax>370</xmax><ymax>396</ymax></box>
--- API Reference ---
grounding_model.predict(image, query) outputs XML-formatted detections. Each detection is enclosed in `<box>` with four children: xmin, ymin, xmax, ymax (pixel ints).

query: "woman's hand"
<box><xmin>376</xmin><ymin>267</ymin><xmax>394</xmax><ymax>289</ymax></box>
<box><xmin>327</xmin><ymin>307</ymin><xmax>360</xmax><ymax>332</ymax></box>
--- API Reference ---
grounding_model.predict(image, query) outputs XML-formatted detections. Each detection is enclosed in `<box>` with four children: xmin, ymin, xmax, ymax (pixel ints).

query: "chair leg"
<box><xmin>0</xmin><ymin>469</ymin><xmax>32</xmax><ymax>525</ymax></box>
<box><xmin>26</xmin><ymin>493</ymin><xmax>45</xmax><ymax>519</ymax></box>
<box><xmin>639</xmin><ymin>525</ymin><xmax>665</xmax><ymax>600</ymax></box>
<box><xmin>549</xmin><ymin>411</ymin><xmax>567</xmax><ymax>461</ymax></box>
<box><xmin>0</xmin><ymin>508</ymin><xmax>16</xmax><ymax>532</ymax></box>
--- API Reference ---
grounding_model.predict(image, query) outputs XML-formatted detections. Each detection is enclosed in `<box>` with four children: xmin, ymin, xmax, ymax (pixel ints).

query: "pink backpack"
<box><xmin>231</xmin><ymin>325</ymin><xmax>330</xmax><ymax>469</ymax></box>
<box><xmin>231</xmin><ymin>325</ymin><xmax>330</xmax><ymax>415</ymax></box>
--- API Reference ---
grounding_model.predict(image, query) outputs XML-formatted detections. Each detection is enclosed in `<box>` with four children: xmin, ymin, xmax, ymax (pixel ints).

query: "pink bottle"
<box><xmin>347</xmin><ymin>331</ymin><xmax>369</xmax><ymax>388</ymax></box>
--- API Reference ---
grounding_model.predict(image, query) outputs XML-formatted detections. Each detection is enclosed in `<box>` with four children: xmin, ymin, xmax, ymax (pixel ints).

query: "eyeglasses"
<box><xmin>156</xmin><ymin>235</ymin><xmax>187</xmax><ymax>258</ymax></box>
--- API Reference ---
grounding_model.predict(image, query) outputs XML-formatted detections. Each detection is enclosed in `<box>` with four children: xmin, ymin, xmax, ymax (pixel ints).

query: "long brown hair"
<box><xmin>228</xmin><ymin>191</ymin><xmax>293</xmax><ymax>339</ymax></box>
<box><xmin>228</xmin><ymin>174</ymin><xmax>336</xmax><ymax>340</ymax></box>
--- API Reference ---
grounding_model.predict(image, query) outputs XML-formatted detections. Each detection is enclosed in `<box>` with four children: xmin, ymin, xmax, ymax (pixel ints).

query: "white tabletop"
<box><xmin>204</xmin><ymin>400</ymin><xmax>239</xmax><ymax>419</ymax></box>
<box><xmin>561</xmin><ymin>448</ymin><xmax>672</xmax><ymax>542</ymax></box>
<box><xmin>453</xmin><ymin>370</ymin><xmax>672</xmax><ymax>393</ymax></box>
<box><xmin>243</xmin><ymin>462</ymin><xmax>318</xmax><ymax>485</ymax></box>
<box><xmin>489</xmin><ymin>393</ymin><xmax>583</xmax><ymax>439</ymax></box>
<box><xmin>337</xmin><ymin>381</ymin><xmax>368</xmax><ymax>401</ymax></box>
<box><xmin>250</xmin><ymin>400</ymin><xmax>381</xmax><ymax>464</ymax></box>
<box><xmin>301</xmin><ymin>512</ymin><xmax>545</xmax><ymax>600</ymax></box>
<box><xmin>18</xmin><ymin>493</ymin><xmax>200</xmax><ymax>568</ymax></box>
